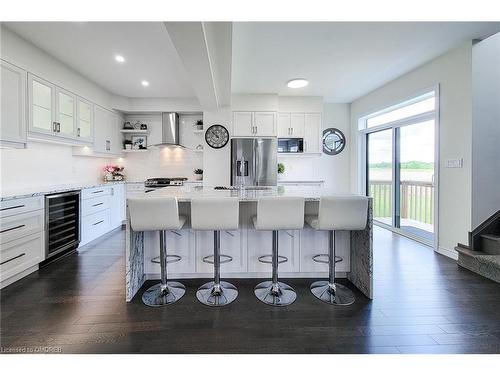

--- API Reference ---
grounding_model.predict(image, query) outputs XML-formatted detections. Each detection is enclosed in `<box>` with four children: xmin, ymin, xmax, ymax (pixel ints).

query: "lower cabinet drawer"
<box><xmin>0</xmin><ymin>196</ymin><xmax>44</xmax><ymax>219</ymax></box>
<box><xmin>0</xmin><ymin>232</ymin><xmax>44</xmax><ymax>283</ymax></box>
<box><xmin>81</xmin><ymin>186</ymin><xmax>111</xmax><ymax>200</ymax></box>
<box><xmin>0</xmin><ymin>209</ymin><xmax>44</xmax><ymax>245</ymax></box>
<box><xmin>81</xmin><ymin>209</ymin><xmax>111</xmax><ymax>245</ymax></box>
<box><xmin>81</xmin><ymin>195</ymin><xmax>110</xmax><ymax>217</ymax></box>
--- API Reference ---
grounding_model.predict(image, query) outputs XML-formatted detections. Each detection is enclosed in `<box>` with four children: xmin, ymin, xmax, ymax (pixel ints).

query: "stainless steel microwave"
<box><xmin>278</xmin><ymin>138</ymin><xmax>304</xmax><ymax>153</ymax></box>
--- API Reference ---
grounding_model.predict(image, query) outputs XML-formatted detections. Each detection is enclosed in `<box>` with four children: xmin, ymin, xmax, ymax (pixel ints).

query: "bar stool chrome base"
<box><xmin>254</xmin><ymin>280</ymin><xmax>297</xmax><ymax>306</ymax></box>
<box><xmin>310</xmin><ymin>280</ymin><xmax>355</xmax><ymax>306</ymax></box>
<box><xmin>196</xmin><ymin>281</ymin><xmax>238</xmax><ymax>307</ymax></box>
<box><xmin>142</xmin><ymin>281</ymin><xmax>186</xmax><ymax>307</ymax></box>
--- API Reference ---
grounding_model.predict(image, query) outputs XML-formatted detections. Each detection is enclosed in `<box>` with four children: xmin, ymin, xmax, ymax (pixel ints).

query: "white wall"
<box><xmin>471</xmin><ymin>33</ymin><xmax>500</xmax><ymax>228</ymax></box>
<box><xmin>120</xmin><ymin>113</ymin><xmax>203</xmax><ymax>182</ymax></box>
<box><xmin>278</xmin><ymin>103</ymin><xmax>351</xmax><ymax>192</ymax></box>
<box><xmin>350</xmin><ymin>43</ymin><xmax>473</xmax><ymax>254</ymax></box>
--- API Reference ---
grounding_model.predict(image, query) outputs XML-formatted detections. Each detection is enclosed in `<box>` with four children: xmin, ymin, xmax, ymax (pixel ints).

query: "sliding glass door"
<box><xmin>362</xmin><ymin>91</ymin><xmax>437</xmax><ymax>246</ymax></box>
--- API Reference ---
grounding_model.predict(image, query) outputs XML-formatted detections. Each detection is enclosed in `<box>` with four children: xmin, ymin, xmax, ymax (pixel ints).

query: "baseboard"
<box><xmin>436</xmin><ymin>246</ymin><xmax>458</xmax><ymax>260</ymax></box>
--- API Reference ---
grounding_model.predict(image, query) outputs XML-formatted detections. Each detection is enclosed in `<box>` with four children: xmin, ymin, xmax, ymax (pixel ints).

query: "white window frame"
<box><xmin>358</xmin><ymin>85</ymin><xmax>440</xmax><ymax>251</ymax></box>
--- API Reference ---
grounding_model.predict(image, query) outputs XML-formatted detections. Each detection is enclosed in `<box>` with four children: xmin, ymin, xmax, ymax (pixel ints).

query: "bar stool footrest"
<box><xmin>312</xmin><ymin>254</ymin><xmax>343</xmax><ymax>264</ymax></box>
<box><xmin>202</xmin><ymin>254</ymin><xmax>233</xmax><ymax>264</ymax></box>
<box><xmin>258</xmin><ymin>254</ymin><xmax>288</xmax><ymax>264</ymax></box>
<box><xmin>151</xmin><ymin>255</ymin><xmax>182</xmax><ymax>264</ymax></box>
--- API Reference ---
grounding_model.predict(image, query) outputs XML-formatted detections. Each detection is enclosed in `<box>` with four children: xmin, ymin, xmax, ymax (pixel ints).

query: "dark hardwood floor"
<box><xmin>2</xmin><ymin>226</ymin><xmax>500</xmax><ymax>354</ymax></box>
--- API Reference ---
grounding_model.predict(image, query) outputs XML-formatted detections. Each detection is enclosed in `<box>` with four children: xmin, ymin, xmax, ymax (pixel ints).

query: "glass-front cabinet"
<box><xmin>56</xmin><ymin>88</ymin><xmax>76</xmax><ymax>138</ymax></box>
<box><xmin>77</xmin><ymin>97</ymin><xmax>93</xmax><ymax>142</ymax></box>
<box><xmin>29</xmin><ymin>74</ymin><xmax>55</xmax><ymax>135</ymax></box>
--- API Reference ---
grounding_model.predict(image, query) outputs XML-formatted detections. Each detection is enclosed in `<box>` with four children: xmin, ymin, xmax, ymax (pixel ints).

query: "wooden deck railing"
<box><xmin>369</xmin><ymin>180</ymin><xmax>434</xmax><ymax>225</ymax></box>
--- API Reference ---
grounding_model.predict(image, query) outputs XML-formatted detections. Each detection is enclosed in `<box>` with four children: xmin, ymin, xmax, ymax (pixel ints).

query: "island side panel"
<box><xmin>348</xmin><ymin>199</ymin><xmax>373</xmax><ymax>299</ymax></box>
<box><xmin>125</xmin><ymin>208</ymin><xmax>145</xmax><ymax>302</ymax></box>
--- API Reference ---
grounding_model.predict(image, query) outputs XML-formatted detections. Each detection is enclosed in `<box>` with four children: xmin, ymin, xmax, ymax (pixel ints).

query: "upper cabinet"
<box><xmin>93</xmin><ymin>105</ymin><xmax>122</xmax><ymax>156</ymax></box>
<box><xmin>0</xmin><ymin>60</ymin><xmax>27</xmax><ymax>147</ymax></box>
<box><xmin>28</xmin><ymin>73</ymin><xmax>92</xmax><ymax>145</ymax></box>
<box><xmin>76</xmin><ymin>97</ymin><xmax>93</xmax><ymax>142</ymax></box>
<box><xmin>232</xmin><ymin>111</ymin><xmax>277</xmax><ymax>137</ymax></box>
<box><xmin>278</xmin><ymin>112</ymin><xmax>321</xmax><ymax>153</ymax></box>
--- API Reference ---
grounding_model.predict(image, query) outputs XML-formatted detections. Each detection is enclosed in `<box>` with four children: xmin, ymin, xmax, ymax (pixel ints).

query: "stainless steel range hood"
<box><xmin>153</xmin><ymin>112</ymin><xmax>183</xmax><ymax>147</ymax></box>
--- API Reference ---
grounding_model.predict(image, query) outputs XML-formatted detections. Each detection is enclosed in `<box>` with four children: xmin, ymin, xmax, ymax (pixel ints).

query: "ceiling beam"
<box><xmin>164</xmin><ymin>22</ymin><xmax>232</xmax><ymax>110</ymax></box>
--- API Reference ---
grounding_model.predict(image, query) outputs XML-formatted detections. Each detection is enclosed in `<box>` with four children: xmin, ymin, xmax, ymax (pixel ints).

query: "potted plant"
<box><xmin>277</xmin><ymin>163</ymin><xmax>285</xmax><ymax>180</ymax></box>
<box><xmin>194</xmin><ymin>168</ymin><xmax>203</xmax><ymax>181</ymax></box>
<box><xmin>195</xmin><ymin>120</ymin><xmax>203</xmax><ymax>131</ymax></box>
<box><xmin>103</xmin><ymin>165</ymin><xmax>125</xmax><ymax>182</ymax></box>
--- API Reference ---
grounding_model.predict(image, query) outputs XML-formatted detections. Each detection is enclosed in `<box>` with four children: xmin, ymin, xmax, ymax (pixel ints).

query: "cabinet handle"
<box><xmin>0</xmin><ymin>204</ymin><xmax>25</xmax><ymax>212</ymax></box>
<box><xmin>52</xmin><ymin>122</ymin><xmax>58</xmax><ymax>132</ymax></box>
<box><xmin>106</xmin><ymin>140</ymin><xmax>110</xmax><ymax>151</ymax></box>
<box><xmin>0</xmin><ymin>253</ymin><xmax>26</xmax><ymax>266</ymax></box>
<box><xmin>92</xmin><ymin>220</ymin><xmax>104</xmax><ymax>226</ymax></box>
<box><xmin>92</xmin><ymin>190</ymin><xmax>104</xmax><ymax>194</ymax></box>
<box><xmin>286</xmin><ymin>231</ymin><xmax>294</xmax><ymax>237</ymax></box>
<box><xmin>304</xmin><ymin>140</ymin><xmax>307</xmax><ymax>151</ymax></box>
<box><xmin>170</xmin><ymin>230</ymin><xmax>182</xmax><ymax>236</ymax></box>
<box><xmin>0</xmin><ymin>224</ymin><xmax>26</xmax><ymax>234</ymax></box>
<box><xmin>92</xmin><ymin>203</ymin><xmax>104</xmax><ymax>207</ymax></box>
<box><xmin>57</xmin><ymin>123</ymin><xmax>61</xmax><ymax>133</ymax></box>
<box><xmin>77</xmin><ymin>128</ymin><xmax>81</xmax><ymax>137</ymax></box>
<box><xmin>225</xmin><ymin>231</ymin><xmax>235</xmax><ymax>237</ymax></box>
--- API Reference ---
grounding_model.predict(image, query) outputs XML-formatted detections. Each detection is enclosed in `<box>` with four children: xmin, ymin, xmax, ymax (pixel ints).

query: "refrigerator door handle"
<box><xmin>236</xmin><ymin>160</ymin><xmax>248</xmax><ymax>176</ymax></box>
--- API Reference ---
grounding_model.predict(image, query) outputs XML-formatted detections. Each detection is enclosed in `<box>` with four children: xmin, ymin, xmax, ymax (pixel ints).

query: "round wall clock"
<box><xmin>205</xmin><ymin>124</ymin><xmax>229</xmax><ymax>149</ymax></box>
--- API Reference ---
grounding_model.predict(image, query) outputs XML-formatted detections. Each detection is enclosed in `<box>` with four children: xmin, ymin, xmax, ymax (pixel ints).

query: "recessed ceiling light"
<box><xmin>115</xmin><ymin>55</ymin><xmax>125</xmax><ymax>63</ymax></box>
<box><xmin>287</xmin><ymin>78</ymin><xmax>309</xmax><ymax>88</ymax></box>
<box><xmin>141</xmin><ymin>80</ymin><xmax>149</xmax><ymax>87</ymax></box>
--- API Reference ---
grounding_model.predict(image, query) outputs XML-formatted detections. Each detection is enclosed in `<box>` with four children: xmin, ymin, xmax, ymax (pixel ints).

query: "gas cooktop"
<box><xmin>145</xmin><ymin>177</ymin><xmax>187</xmax><ymax>188</ymax></box>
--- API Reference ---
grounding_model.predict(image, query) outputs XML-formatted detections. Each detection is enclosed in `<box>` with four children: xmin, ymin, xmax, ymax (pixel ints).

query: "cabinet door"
<box><xmin>109</xmin><ymin>184</ymin><xmax>125</xmax><ymax>228</ymax></box>
<box><xmin>247</xmin><ymin>229</ymin><xmax>300</xmax><ymax>273</ymax></box>
<box><xmin>232</xmin><ymin>111</ymin><xmax>253</xmax><ymax>136</ymax></box>
<box><xmin>195</xmin><ymin>229</ymin><xmax>247</xmax><ymax>273</ymax></box>
<box><xmin>77</xmin><ymin>97</ymin><xmax>93</xmax><ymax>142</ymax></box>
<box><xmin>254</xmin><ymin>112</ymin><xmax>276</xmax><ymax>136</ymax></box>
<box><xmin>108</xmin><ymin>112</ymin><xmax>122</xmax><ymax>155</ymax></box>
<box><xmin>55</xmin><ymin>87</ymin><xmax>77</xmax><ymax>138</ymax></box>
<box><xmin>290</xmin><ymin>113</ymin><xmax>305</xmax><ymax>137</ymax></box>
<box><xmin>0</xmin><ymin>60</ymin><xmax>27</xmax><ymax>145</ymax></box>
<box><xmin>277</xmin><ymin>113</ymin><xmax>291</xmax><ymax>137</ymax></box>
<box><xmin>304</xmin><ymin>113</ymin><xmax>321</xmax><ymax>152</ymax></box>
<box><xmin>28</xmin><ymin>74</ymin><xmax>55</xmax><ymax>135</ymax></box>
<box><xmin>93</xmin><ymin>106</ymin><xmax>109</xmax><ymax>153</ymax></box>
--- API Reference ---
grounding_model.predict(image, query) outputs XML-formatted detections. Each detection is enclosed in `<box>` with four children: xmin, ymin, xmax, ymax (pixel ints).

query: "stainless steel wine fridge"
<box><xmin>45</xmin><ymin>190</ymin><xmax>81</xmax><ymax>261</ymax></box>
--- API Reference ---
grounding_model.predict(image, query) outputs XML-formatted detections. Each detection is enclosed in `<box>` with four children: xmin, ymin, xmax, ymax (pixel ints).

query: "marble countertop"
<box><xmin>0</xmin><ymin>181</ymin><xmax>125</xmax><ymax>201</ymax></box>
<box><xmin>141</xmin><ymin>185</ymin><xmax>367</xmax><ymax>202</ymax></box>
<box><xmin>278</xmin><ymin>180</ymin><xmax>325</xmax><ymax>184</ymax></box>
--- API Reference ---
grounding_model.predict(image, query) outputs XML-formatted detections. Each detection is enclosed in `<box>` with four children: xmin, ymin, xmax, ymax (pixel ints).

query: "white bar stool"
<box><xmin>306</xmin><ymin>195</ymin><xmax>368</xmax><ymax>306</ymax></box>
<box><xmin>191</xmin><ymin>197</ymin><xmax>240</xmax><ymax>307</ymax></box>
<box><xmin>253</xmin><ymin>196</ymin><xmax>305</xmax><ymax>306</ymax></box>
<box><xmin>128</xmin><ymin>197</ymin><xmax>187</xmax><ymax>307</ymax></box>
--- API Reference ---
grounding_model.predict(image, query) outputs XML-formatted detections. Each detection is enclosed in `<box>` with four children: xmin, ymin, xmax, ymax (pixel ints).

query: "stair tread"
<box><xmin>480</xmin><ymin>233</ymin><xmax>500</xmax><ymax>241</ymax></box>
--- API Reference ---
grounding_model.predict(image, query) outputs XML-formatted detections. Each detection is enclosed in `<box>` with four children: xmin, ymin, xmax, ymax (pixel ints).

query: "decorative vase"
<box><xmin>104</xmin><ymin>172</ymin><xmax>113</xmax><ymax>182</ymax></box>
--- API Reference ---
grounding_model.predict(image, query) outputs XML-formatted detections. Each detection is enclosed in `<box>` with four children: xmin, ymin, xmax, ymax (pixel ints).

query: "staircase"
<box><xmin>455</xmin><ymin>210</ymin><xmax>500</xmax><ymax>283</ymax></box>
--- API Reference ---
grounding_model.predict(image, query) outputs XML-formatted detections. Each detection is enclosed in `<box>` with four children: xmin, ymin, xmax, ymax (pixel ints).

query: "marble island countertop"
<box><xmin>144</xmin><ymin>185</ymin><xmax>368</xmax><ymax>202</ymax></box>
<box><xmin>0</xmin><ymin>181</ymin><xmax>126</xmax><ymax>201</ymax></box>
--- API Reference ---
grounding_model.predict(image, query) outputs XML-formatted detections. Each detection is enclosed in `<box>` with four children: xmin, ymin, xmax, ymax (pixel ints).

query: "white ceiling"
<box><xmin>232</xmin><ymin>22</ymin><xmax>500</xmax><ymax>102</ymax></box>
<box><xmin>4</xmin><ymin>22</ymin><xmax>195</xmax><ymax>98</ymax></box>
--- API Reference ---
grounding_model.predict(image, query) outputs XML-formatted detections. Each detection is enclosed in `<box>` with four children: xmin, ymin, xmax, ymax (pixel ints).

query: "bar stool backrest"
<box><xmin>318</xmin><ymin>196</ymin><xmax>368</xmax><ymax>231</ymax></box>
<box><xmin>255</xmin><ymin>196</ymin><xmax>305</xmax><ymax>230</ymax></box>
<box><xmin>191</xmin><ymin>197</ymin><xmax>239</xmax><ymax>230</ymax></box>
<box><xmin>128</xmin><ymin>197</ymin><xmax>182</xmax><ymax>231</ymax></box>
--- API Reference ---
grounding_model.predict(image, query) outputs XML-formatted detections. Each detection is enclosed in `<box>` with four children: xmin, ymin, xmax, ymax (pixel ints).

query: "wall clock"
<box><xmin>322</xmin><ymin>128</ymin><xmax>346</xmax><ymax>155</ymax></box>
<box><xmin>205</xmin><ymin>124</ymin><xmax>229</xmax><ymax>149</ymax></box>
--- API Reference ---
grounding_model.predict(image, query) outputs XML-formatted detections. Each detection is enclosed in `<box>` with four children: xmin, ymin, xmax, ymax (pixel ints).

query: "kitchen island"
<box><xmin>126</xmin><ymin>185</ymin><xmax>373</xmax><ymax>302</ymax></box>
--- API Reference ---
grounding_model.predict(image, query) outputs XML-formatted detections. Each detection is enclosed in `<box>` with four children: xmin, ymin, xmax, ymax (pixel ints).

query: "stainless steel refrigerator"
<box><xmin>231</xmin><ymin>138</ymin><xmax>277</xmax><ymax>186</ymax></box>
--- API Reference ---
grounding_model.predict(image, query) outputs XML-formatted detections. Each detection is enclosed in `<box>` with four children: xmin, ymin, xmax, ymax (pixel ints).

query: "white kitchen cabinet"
<box><xmin>28</xmin><ymin>73</ymin><xmax>56</xmax><ymax>136</ymax></box>
<box><xmin>109</xmin><ymin>183</ymin><xmax>126</xmax><ymax>228</ymax></box>
<box><xmin>0</xmin><ymin>60</ymin><xmax>27</xmax><ymax>147</ymax></box>
<box><xmin>232</xmin><ymin>111</ymin><xmax>277</xmax><ymax>137</ymax></box>
<box><xmin>76</xmin><ymin>97</ymin><xmax>93</xmax><ymax>142</ymax></box>
<box><xmin>55</xmin><ymin>87</ymin><xmax>77</xmax><ymax>138</ymax></box>
<box><xmin>195</xmin><ymin>229</ymin><xmax>247</xmax><ymax>273</ymax></box>
<box><xmin>247</xmin><ymin>229</ymin><xmax>300</xmax><ymax>273</ymax></box>
<box><xmin>278</xmin><ymin>112</ymin><xmax>305</xmax><ymax>137</ymax></box>
<box><xmin>144</xmin><ymin>229</ymin><xmax>196</xmax><ymax>275</ymax></box>
<box><xmin>94</xmin><ymin>106</ymin><xmax>122</xmax><ymax>155</ymax></box>
<box><xmin>299</xmin><ymin>229</ymin><xmax>350</xmax><ymax>273</ymax></box>
<box><xmin>304</xmin><ymin>113</ymin><xmax>321</xmax><ymax>153</ymax></box>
